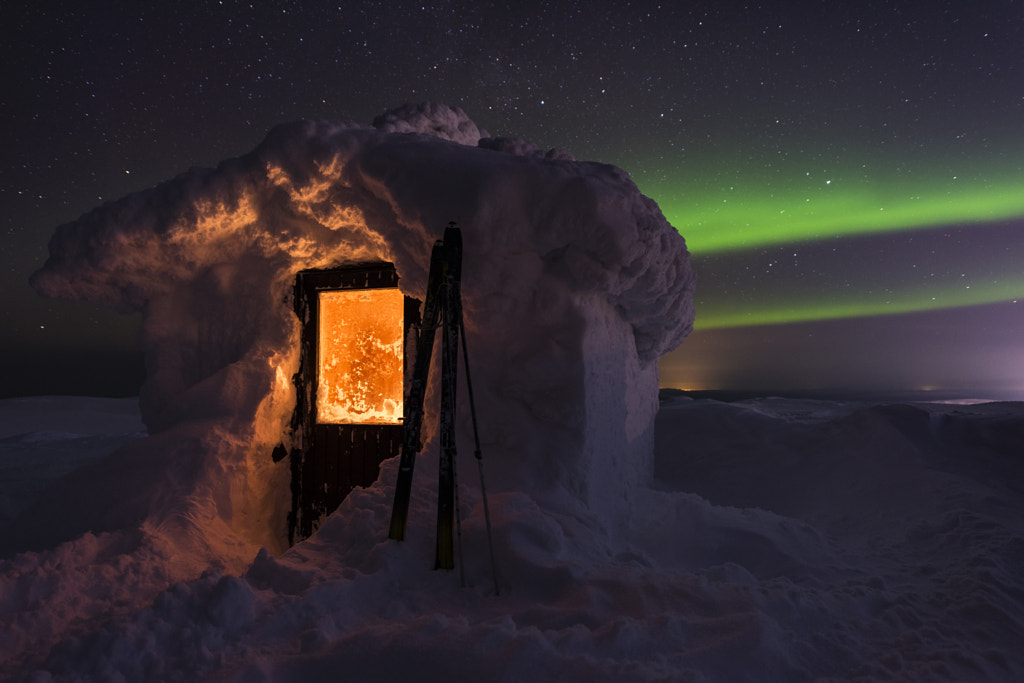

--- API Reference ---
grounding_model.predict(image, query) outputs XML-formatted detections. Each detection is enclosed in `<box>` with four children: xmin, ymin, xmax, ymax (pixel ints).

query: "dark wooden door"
<box><xmin>289</xmin><ymin>264</ymin><xmax>418</xmax><ymax>543</ymax></box>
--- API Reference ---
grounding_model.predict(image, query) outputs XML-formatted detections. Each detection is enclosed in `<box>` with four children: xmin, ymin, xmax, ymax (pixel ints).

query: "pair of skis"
<box><xmin>388</xmin><ymin>223</ymin><xmax>498</xmax><ymax>594</ymax></box>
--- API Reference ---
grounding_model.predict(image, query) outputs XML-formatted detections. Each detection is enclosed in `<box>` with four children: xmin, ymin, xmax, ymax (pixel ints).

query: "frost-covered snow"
<box><xmin>2</xmin><ymin>393</ymin><xmax>1023</xmax><ymax>681</ymax></box>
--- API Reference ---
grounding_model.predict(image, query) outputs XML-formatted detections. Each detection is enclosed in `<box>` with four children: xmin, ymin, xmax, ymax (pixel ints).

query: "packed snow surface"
<box><xmin>2</xmin><ymin>394</ymin><xmax>1023</xmax><ymax>681</ymax></box>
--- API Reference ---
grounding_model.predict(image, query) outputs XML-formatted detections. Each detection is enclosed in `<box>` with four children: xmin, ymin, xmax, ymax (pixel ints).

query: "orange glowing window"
<box><xmin>317</xmin><ymin>288</ymin><xmax>404</xmax><ymax>424</ymax></box>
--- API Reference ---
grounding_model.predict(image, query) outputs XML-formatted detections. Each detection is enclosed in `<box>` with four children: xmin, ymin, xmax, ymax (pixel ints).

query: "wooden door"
<box><xmin>289</xmin><ymin>264</ymin><xmax>417</xmax><ymax>543</ymax></box>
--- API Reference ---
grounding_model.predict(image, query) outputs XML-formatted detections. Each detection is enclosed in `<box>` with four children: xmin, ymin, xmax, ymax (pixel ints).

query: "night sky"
<box><xmin>3</xmin><ymin>1</ymin><xmax>1023</xmax><ymax>399</ymax></box>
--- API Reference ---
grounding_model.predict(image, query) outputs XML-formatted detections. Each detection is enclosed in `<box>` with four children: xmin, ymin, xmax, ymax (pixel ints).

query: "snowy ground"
<box><xmin>2</xmin><ymin>393</ymin><xmax>1023</xmax><ymax>681</ymax></box>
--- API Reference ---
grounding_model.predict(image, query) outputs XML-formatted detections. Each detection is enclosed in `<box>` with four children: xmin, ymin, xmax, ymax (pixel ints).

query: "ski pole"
<box><xmin>458</xmin><ymin>305</ymin><xmax>500</xmax><ymax>596</ymax></box>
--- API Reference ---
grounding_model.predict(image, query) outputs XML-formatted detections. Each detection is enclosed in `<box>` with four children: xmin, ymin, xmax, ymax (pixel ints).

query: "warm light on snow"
<box><xmin>316</xmin><ymin>288</ymin><xmax>404</xmax><ymax>424</ymax></box>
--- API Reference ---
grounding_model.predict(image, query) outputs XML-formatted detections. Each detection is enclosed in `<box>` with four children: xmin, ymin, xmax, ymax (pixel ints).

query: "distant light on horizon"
<box><xmin>659</xmin><ymin>301</ymin><xmax>1024</xmax><ymax>401</ymax></box>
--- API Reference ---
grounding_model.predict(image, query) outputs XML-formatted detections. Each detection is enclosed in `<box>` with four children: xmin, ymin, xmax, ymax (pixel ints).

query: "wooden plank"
<box><xmin>323</xmin><ymin>425</ymin><xmax>341</xmax><ymax>514</ymax></box>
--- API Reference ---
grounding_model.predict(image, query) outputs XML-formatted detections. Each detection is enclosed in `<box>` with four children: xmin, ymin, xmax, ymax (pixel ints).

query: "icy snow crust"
<box><xmin>2</xmin><ymin>395</ymin><xmax>1024</xmax><ymax>680</ymax></box>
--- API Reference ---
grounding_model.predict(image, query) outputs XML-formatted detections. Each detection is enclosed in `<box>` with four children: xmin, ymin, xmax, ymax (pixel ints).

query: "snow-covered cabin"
<box><xmin>30</xmin><ymin>103</ymin><xmax>696</xmax><ymax>552</ymax></box>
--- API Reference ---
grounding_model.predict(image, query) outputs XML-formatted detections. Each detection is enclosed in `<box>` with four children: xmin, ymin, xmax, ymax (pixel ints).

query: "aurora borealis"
<box><xmin>653</xmin><ymin>163</ymin><xmax>1024</xmax><ymax>255</ymax></box>
<box><xmin>3</xmin><ymin>0</ymin><xmax>1023</xmax><ymax>398</ymax></box>
<box><xmin>647</xmin><ymin>160</ymin><xmax>1024</xmax><ymax>329</ymax></box>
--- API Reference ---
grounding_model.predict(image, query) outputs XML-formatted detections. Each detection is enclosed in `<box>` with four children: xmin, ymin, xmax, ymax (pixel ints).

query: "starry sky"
<box><xmin>3</xmin><ymin>0</ymin><xmax>1023</xmax><ymax>399</ymax></box>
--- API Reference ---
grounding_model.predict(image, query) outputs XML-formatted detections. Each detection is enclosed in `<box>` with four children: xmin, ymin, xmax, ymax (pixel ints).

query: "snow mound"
<box><xmin>371</xmin><ymin>101</ymin><xmax>488</xmax><ymax>145</ymax></box>
<box><xmin>27</xmin><ymin>104</ymin><xmax>694</xmax><ymax>570</ymax></box>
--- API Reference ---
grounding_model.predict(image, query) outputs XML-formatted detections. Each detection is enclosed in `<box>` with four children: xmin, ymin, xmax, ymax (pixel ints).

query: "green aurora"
<box><xmin>691</xmin><ymin>278</ymin><xmax>1024</xmax><ymax>329</ymax></box>
<box><xmin>648</xmin><ymin>167</ymin><xmax>1024</xmax><ymax>254</ymax></box>
<box><xmin>639</xmin><ymin>160</ymin><xmax>1024</xmax><ymax>330</ymax></box>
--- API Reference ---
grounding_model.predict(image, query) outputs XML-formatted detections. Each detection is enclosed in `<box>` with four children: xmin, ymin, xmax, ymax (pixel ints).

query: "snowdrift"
<box><xmin>2</xmin><ymin>395</ymin><xmax>1023</xmax><ymax>680</ymax></box>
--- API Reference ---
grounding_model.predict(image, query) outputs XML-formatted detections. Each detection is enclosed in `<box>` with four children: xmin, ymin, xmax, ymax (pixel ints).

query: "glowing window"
<box><xmin>317</xmin><ymin>288</ymin><xmax>404</xmax><ymax>424</ymax></box>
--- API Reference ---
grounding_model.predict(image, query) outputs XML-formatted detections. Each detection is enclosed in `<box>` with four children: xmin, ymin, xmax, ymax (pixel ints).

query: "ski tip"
<box><xmin>443</xmin><ymin>223</ymin><xmax>462</xmax><ymax>247</ymax></box>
